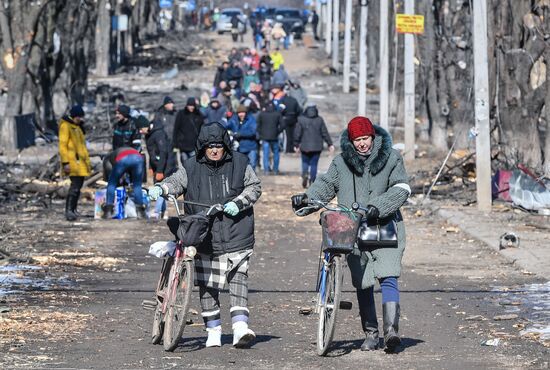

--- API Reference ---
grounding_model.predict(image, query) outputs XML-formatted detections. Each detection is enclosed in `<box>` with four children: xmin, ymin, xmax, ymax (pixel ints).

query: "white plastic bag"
<box><xmin>148</xmin><ymin>241</ymin><xmax>177</xmax><ymax>258</ymax></box>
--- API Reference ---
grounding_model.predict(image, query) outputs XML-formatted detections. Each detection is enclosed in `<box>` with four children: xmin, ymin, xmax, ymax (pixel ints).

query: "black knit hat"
<box><xmin>70</xmin><ymin>105</ymin><xmax>85</xmax><ymax>118</ymax></box>
<box><xmin>163</xmin><ymin>96</ymin><xmax>174</xmax><ymax>105</ymax></box>
<box><xmin>186</xmin><ymin>97</ymin><xmax>196</xmax><ymax>106</ymax></box>
<box><xmin>116</xmin><ymin>104</ymin><xmax>131</xmax><ymax>118</ymax></box>
<box><xmin>135</xmin><ymin>115</ymin><xmax>150</xmax><ymax>129</ymax></box>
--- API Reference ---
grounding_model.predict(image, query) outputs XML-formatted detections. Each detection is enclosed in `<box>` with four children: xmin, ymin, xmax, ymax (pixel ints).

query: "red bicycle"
<box><xmin>146</xmin><ymin>195</ymin><xmax>222</xmax><ymax>351</ymax></box>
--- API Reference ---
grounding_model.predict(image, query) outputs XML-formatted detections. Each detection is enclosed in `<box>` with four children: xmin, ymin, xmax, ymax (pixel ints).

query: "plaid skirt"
<box><xmin>194</xmin><ymin>249</ymin><xmax>253</xmax><ymax>290</ymax></box>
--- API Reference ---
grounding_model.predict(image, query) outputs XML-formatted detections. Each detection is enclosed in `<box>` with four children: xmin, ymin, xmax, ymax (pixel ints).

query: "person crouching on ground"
<box><xmin>102</xmin><ymin>146</ymin><xmax>147</xmax><ymax>219</ymax></box>
<box><xmin>291</xmin><ymin>116</ymin><xmax>410</xmax><ymax>352</ymax></box>
<box><xmin>148</xmin><ymin>122</ymin><xmax>262</xmax><ymax>348</ymax></box>
<box><xmin>58</xmin><ymin>104</ymin><xmax>91</xmax><ymax>221</ymax></box>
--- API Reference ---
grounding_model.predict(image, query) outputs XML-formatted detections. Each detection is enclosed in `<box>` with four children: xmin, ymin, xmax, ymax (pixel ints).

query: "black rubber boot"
<box><xmin>102</xmin><ymin>204</ymin><xmax>114</xmax><ymax>219</ymax></box>
<box><xmin>357</xmin><ymin>289</ymin><xmax>379</xmax><ymax>351</ymax></box>
<box><xmin>65</xmin><ymin>194</ymin><xmax>77</xmax><ymax>221</ymax></box>
<box><xmin>383</xmin><ymin>302</ymin><xmax>401</xmax><ymax>352</ymax></box>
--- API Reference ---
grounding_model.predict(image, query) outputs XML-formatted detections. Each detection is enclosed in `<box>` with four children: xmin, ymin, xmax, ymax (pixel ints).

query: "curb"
<box><xmin>431</xmin><ymin>206</ymin><xmax>548</xmax><ymax>280</ymax></box>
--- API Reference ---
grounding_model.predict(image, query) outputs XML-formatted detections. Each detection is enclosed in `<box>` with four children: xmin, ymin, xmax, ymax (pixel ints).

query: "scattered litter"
<box><xmin>509</xmin><ymin>168</ymin><xmax>550</xmax><ymax>211</ymax></box>
<box><xmin>481</xmin><ymin>338</ymin><xmax>500</xmax><ymax>346</ymax></box>
<box><xmin>499</xmin><ymin>232</ymin><xmax>520</xmax><ymax>249</ymax></box>
<box><xmin>493</xmin><ymin>314</ymin><xmax>519</xmax><ymax>321</ymax></box>
<box><xmin>299</xmin><ymin>307</ymin><xmax>313</xmax><ymax>315</ymax></box>
<box><xmin>465</xmin><ymin>315</ymin><xmax>484</xmax><ymax>321</ymax></box>
<box><xmin>0</xmin><ymin>306</ymin><xmax>11</xmax><ymax>313</ymax></box>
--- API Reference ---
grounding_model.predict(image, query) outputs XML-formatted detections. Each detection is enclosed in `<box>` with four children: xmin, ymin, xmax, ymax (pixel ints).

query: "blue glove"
<box><xmin>148</xmin><ymin>185</ymin><xmax>163</xmax><ymax>201</ymax></box>
<box><xmin>223</xmin><ymin>201</ymin><xmax>239</xmax><ymax>216</ymax></box>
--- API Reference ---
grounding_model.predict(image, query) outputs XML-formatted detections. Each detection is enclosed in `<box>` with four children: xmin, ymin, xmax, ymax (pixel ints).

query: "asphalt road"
<box><xmin>1</xmin><ymin>174</ymin><xmax>548</xmax><ymax>369</ymax></box>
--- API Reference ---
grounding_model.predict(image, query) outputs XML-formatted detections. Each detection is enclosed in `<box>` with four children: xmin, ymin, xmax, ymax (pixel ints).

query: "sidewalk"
<box><xmin>431</xmin><ymin>202</ymin><xmax>549</xmax><ymax>280</ymax></box>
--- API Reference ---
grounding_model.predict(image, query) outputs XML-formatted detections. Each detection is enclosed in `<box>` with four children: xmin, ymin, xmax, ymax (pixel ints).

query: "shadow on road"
<box><xmin>172</xmin><ymin>334</ymin><xmax>282</xmax><ymax>352</ymax></box>
<box><xmin>325</xmin><ymin>336</ymin><xmax>425</xmax><ymax>357</ymax></box>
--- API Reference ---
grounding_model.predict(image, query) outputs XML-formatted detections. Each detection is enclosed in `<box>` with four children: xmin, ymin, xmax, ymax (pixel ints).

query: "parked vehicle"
<box><xmin>264</xmin><ymin>7</ymin><xmax>278</xmax><ymax>23</ymax></box>
<box><xmin>274</xmin><ymin>8</ymin><xmax>305</xmax><ymax>39</ymax></box>
<box><xmin>217</xmin><ymin>8</ymin><xmax>247</xmax><ymax>34</ymax></box>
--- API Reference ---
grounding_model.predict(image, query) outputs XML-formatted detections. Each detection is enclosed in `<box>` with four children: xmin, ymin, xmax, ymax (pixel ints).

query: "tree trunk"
<box><xmin>0</xmin><ymin>1</ymin><xmax>44</xmax><ymax>151</ymax></box>
<box><xmin>95</xmin><ymin>0</ymin><xmax>110</xmax><ymax>77</ymax></box>
<box><xmin>496</xmin><ymin>0</ymin><xmax>546</xmax><ymax>170</ymax></box>
<box><xmin>420</xmin><ymin>0</ymin><xmax>448</xmax><ymax>150</ymax></box>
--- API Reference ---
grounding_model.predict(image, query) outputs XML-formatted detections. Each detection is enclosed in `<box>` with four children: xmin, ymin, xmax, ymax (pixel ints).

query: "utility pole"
<box><xmin>342</xmin><ymin>0</ymin><xmax>352</xmax><ymax>93</ymax></box>
<box><xmin>379</xmin><ymin>0</ymin><xmax>389</xmax><ymax>130</ymax></box>
<box><xmin>358</xmin><ymin>0</ymin><xmax>368</xmax><ymax>116</ymax></box>
<box><xmin>325</xmin><ymin>0</ymin><xmax>332</xmax><ymax>55</ymax></box>
<box><xmin>332</xmin><ymin>0</ymin><xmax>340</xmax><ymax>71</ymax></box>
<box><xmin>403</xmin><ymin>0</ymin><xmax>415</xmax><ymax>163</ymax></box>
<box><xmin>473</xmin><ymin>0</ymin><xmax>492</xmax><ymax>212</ymax></box>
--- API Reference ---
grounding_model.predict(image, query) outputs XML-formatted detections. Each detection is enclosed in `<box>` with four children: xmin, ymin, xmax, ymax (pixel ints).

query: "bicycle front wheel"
<box><xmin>316</xmin><ymin>254</ymin><xmax>343</xmax><ymax>356</ymax></box>
<box><xmin>163</xmin><ymin>258</ymin><xmax>194</xmax><ymax>352</ymax></box>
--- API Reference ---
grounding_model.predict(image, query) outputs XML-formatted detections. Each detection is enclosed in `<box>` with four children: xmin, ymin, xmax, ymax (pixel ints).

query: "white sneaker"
<box><xmin>205</xmin><ymin>326</ymin><xmax>222</xmax><ymax>348</ymax></box>
<box><xmin>232</xmin><ymin>321</ymin><xmax>256</xmax><ymax>348</ymax></box>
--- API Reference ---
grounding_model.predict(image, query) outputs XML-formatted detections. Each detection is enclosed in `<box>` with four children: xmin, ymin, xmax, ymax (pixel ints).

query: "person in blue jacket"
<box><xmin>226</xmin><ymin>104</ymin><xmax>258</xmax><ymax>171</ymax></box>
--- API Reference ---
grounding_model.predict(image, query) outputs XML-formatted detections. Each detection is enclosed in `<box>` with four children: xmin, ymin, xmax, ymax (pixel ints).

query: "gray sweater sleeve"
<box><xmin>159</xmin><ymin>167</ymin><xmax>188</xmax><ymax>197</ymax></box>
<box><xmin>306</xmin><ymin>159</ymin><xmax>339</xmax><ymax>203</ymax></box>
<box><xmin>367</xmin><ymin>152</ymin><xmax>411</xmax><ymax>218</ymax></box>
<box><xmin>232</xmin><ymin>165</ymin><xmax>262</xmax><ymax>210</ymax></box>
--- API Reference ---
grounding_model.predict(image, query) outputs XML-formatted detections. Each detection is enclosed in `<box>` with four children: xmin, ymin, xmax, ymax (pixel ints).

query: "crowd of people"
<box><xmin>58</xmin><ymin>42</ymin><xmax>335</xmax><ymax>222</ymax></box>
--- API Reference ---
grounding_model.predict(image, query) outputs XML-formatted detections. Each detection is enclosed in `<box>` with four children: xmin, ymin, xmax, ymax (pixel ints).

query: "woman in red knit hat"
<box><xmin>291</xmin><ymin>116</ymin><xmax>411</xmax><ymax>353</ymax></box>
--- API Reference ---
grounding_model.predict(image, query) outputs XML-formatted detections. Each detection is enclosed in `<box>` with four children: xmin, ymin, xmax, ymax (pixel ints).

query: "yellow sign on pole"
<box><xmin>396</xmin><ymin>14</ymin><xmax>425</xmax><ymax>34</ymax></box>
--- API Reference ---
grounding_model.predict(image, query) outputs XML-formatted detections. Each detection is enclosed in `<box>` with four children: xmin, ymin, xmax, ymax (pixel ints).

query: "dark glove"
<box><xmin>291</xmin><ymin>193</ymin><xmax>308</xmax><ymax>211</ymax></box>
<box><xmin>365</xmin><ymin>205</ymin><xmax>380</xmax><ymax>221</ymax></box>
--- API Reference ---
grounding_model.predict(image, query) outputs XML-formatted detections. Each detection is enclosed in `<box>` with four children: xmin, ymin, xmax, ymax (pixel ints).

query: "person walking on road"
<box><xmin>58</xmin><ymin>105</ymin><xmax>91</xmax><ymax>221</ymax></box>
<box><xmin>257</xmin><ymin>102</ymin><xmax>284</xmax><ymax>175</ymax></box>
<box><xmin>269</xmin><ymin>48</ymin><xmax>285</xmax><ymax>71</ymax></box>
<box><xmin>148</xmin><ymin>122</ymin><xmax>262</xmax><ymax>349</ymax></box>
<box><xmin>271</xmin><ymin>84</ymin><xmax>302</xmax><ymax>153</ymax></box>
<box><xmin>311</xmin><ymin>10</ymin><xmax>320</xmax><ymax>40</ymax></box>
<box><xmin>291</xmin><ymin>116</ymin><xmax>410</xmax><ymax>353</ymax></box>
<box><xmin>226</xmin><ymin>105</ymin><xmax>259</xmax><ymax>171</ymax></box>
<box><xmin>138</xmin><ymin>116</ymin><xmax>169</xmax><ymax>220</ymax></box>
<box><xmin>173</xmin><ymin>97</ymin><xmax>204</xmax><ymax>165</ymax></box>
<box><xmin>202</xmin><ymin>97</ymin><xmax>228</xmax><ymax>125</ymax></box>
<box><xmin>293</xmin><ymin>105</ymin><xmax>334</xmax><ymax>188</ymax></box>
<box><xmin>152</xmin><ymin>96</ymin><xmax>177</xmax><ymax>141</ymax></box>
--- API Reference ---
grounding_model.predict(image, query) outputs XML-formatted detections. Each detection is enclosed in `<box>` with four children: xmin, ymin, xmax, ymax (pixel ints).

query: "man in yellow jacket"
<box><xmin>58</xmin><ymin>105</ymin><xmax>91</xmax><ymax>221</ymax></box>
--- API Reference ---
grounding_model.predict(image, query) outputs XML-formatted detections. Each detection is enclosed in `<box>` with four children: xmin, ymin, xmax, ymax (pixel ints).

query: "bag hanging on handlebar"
<box><xmin>177</xmin><ymin>214</ymin><xmax>210</xmax><ymax>247</ymax></box>
<box><xmin>353</xmin><ymin>174</ymin><xmax>398</xmax><ymax>249</ymax></box>
<box><xmin>357</xmin><ymin>218</ymin><xmax>398</xmax><ymax>248</ymax></box>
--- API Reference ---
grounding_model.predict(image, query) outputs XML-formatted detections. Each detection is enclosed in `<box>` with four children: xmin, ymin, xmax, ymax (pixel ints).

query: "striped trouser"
<box><xmin>200</xmin><ymin>271</ymin><xmax>249</xmax><ymax>328</ymax></box>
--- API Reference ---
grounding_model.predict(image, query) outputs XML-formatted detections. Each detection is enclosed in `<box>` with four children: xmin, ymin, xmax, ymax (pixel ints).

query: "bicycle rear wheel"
<box><xmin>152</xmin><ymin>257</ymin><xmax>173</xmax><ymax>344</ymax></box>
<box><xmin>316</xmin><ymin>254</ymin><xmax>343</xmax><ymax>356</ymax></box>
<box><xmin>163</xmin><ymin>258</ymin><xmax>194</xmax><ymax>352</ymax></box>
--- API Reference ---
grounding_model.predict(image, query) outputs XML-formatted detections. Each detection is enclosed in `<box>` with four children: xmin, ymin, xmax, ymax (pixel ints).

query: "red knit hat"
<box><xmin>347</xmin><ymin>116</ymin><xmax>375</xmax><ymax>141</ymax></box>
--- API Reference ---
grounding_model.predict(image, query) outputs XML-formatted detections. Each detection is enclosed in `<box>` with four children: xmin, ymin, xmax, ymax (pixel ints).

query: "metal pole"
<box><xmin>325</xmin><ymin>0</ymin><xmax>332</xmax><ymax>55</ymax></box>
<box><xmin>404</xmin><ymin>0</ymin><xmax>415</xmax><ymax>163</ymax></box>
<box><xmin>473</xmin><ymin>0</ymin><xmax>492</xmax><ymax>212</ymax></box>
<box><xmin>332</xmin><ymin>0</ymin><xmax>340</xmax><ymax>70</ymax></box>
<box><xmin>379</xmin><ymin>0</ymin><xmax>389</xmax><ymax>129</ymax></box>
<box><xmin>358</xmin><ymin>0</ymin><xmax>368</xmax><ymax>116</ymax></box>
<box><xmin>343</xmin><ymin>0</ymin><xmax>352</xmax><ymax>93</ymax></box>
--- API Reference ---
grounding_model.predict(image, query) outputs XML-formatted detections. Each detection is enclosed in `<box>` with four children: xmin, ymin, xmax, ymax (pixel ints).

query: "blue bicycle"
<box><xmin>308</xmin><ymin>199</ymin><xmax>362</xmax><ymax>356</ymax></box>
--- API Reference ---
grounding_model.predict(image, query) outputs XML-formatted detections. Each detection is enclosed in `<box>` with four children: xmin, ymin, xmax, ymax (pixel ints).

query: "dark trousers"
<box><xmin>301</xmin><ymin>151</ymin><xmax>321</xmax><ymax>183</ymax></box>
<box><xmin>68</xmin><ymin>176</ymin><xmax>85</xmax><ymax>210</ymax></box>
<box><xmin>285</xmin><ymin>122</ymin><xmax>296</xmax><ymax>153</ymax></box>
<box><xmin>313</xmin><ymin>23</ymin><xmax>319</xmax><ymax>40</ymax></box>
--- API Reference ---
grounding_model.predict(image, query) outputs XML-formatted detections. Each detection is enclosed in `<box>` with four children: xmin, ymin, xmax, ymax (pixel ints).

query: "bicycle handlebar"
<box><xmin>167</xmin><ymin>195</ymin><xmax>223</xmax><ymax>217</ymax></box>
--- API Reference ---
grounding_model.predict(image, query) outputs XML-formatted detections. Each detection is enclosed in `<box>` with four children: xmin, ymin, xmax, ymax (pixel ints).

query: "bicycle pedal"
<box><xmin>142</xmin><ymin>299</ymin><xmax>157</xmax><ymax>311</ymax></box>
<box><xmin>339</xmin><ymin>301</ymin><xmax>353</xmax><ymax>310</ymax></box>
